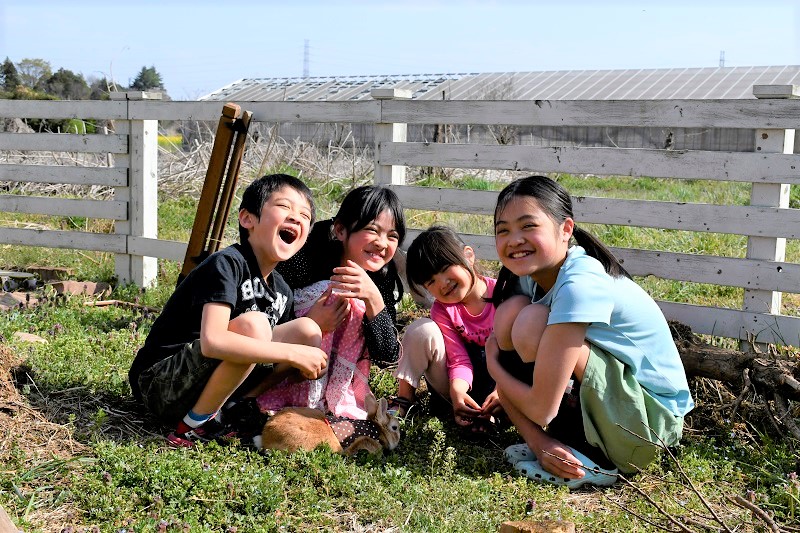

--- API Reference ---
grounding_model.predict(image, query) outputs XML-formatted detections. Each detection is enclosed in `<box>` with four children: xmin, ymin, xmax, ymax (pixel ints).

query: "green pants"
<box><xmin>580</xmin><ymin>345</ymin><xmax>684</xmax><ymax>474</ymax></box>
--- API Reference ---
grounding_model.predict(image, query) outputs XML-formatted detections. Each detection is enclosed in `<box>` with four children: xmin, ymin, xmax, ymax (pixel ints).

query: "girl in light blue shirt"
<box><xmin>487</xmin><ymin>176</ymin><xmax>693</xmax><ymax>489</ymax></box>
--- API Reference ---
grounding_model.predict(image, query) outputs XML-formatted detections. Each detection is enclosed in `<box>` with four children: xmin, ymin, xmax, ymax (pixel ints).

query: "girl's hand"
<box><xmin>331</xmin><ymin>260</ymin><xmax>385</xmax><ymax>319</ymax></box>
<box><xmin>305</xmin><ymin>286</ymin><xmax>350</xmax><ymax>333</ymax></box>
<box><xmin>450</xmin><ymin>379</ymin><xmax>482</xmax><ymax>426</ymax></box>
<box><xmin>480</xmin><ymin>388</ymin><xmax>502</xmax><ymax>417</ymax></box>
<box><xmin>534</xmin><ymin>433</ymin><xmax>586</xmax><ymax>480</ymax></box>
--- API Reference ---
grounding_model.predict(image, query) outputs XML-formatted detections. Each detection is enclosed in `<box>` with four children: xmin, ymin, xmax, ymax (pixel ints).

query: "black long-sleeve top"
<box><xmin>275</xmin><ymin>219</ymin><xmax>403</xmax><ymax>366</ymax></box>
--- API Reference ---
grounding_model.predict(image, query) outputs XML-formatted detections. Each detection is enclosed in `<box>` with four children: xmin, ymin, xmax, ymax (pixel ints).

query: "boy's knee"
<box><xmin>274</xmin><ymin>316</ymin><xmax>322</xmax><ymax>347</ymax></box>
<box><xmin>229</xmin><ymin>311</ymin><xmax>273</xmax><ymax>341</ymax></box>
<box><xmin>296</xmin><ymin>316</ymin><xmax>323</xmax><ymax>346</ymax></box>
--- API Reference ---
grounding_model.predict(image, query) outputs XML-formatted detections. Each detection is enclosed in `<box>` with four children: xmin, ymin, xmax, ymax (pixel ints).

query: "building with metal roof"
<box><xmin>201</xmin><ymin>66</ymin><xmax>800</xmax><ymax>102</ymax></box>
<box><xmin>198</xmin><ymin>66</ymin><xmax>800</xmax><ymax>152</ymax></box>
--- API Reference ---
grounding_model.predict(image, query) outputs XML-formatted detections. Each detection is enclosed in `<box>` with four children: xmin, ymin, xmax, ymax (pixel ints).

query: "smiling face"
<box><xmin>494</xmin><ymin>196</ymin><xmax>573</xmax><ymax>290</ymax></box>
<box><xmin>239</xmin><ymin>185</ymin><xmax>313</xmax><ymax>275</ymax></box>
<box><xmin>335</xmin><ymin>209</ymin><xmax>399</xmax><ymax>272</ymax></box>
<box><xmin>423</xmin><ymin>263</ymin><xmax>476</xmax><ymax>305</ymax></box>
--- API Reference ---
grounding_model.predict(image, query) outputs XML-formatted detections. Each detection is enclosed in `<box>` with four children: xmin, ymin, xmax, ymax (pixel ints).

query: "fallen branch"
<box><xmin>728</xmin><ymin>495</ymin><xmax>780</xmax><ymax>533</ymax></box>
<box><xmin>83</xmin><ymin>300</ymin><xmax>161</xmax><ymax>314</ymax></box>
<box><xmin>670</xmin><ymin>322</ymin><xmax>800</xmax><ymax>403</ymax></box>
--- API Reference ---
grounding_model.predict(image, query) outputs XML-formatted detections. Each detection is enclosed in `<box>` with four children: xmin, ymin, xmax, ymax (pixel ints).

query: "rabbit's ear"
<box><xmin>374</xmin><ymin>397</ymin><xmax>389</xmax><ymax>425</ymax></box>
<box><xmin>365</xmin><ymin>391</ymin><xmax>378</xmax><ymax>418</ymax></box>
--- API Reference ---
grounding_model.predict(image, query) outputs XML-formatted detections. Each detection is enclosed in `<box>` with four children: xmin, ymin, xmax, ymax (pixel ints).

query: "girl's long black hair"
<box><xmin>492</xmin><ymin>175</ymin><xmax>630</xmax><ymax>306</ymax></box>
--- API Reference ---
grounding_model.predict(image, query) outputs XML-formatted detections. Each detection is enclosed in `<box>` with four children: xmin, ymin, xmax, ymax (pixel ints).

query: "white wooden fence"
<box><xmin>0</xmin><ymin>87</ymin><xmax>798</xmax><ymax>348</ymax></box>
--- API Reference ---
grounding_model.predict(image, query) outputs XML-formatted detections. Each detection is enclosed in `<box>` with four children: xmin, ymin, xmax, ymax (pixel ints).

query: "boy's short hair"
<box><xmin>238</xmin><ymin>174</ymin><xmax>316</xmax><ymax>243</ymax></box>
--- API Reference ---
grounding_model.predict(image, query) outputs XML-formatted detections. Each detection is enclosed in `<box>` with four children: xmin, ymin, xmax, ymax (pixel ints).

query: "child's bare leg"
<box><xmin>391</xmin><ymin>318</ymin><xmax>448</xmax><ymax>415</ymax></box>
<box><xmin>498</xmin><ymin>389</ymin><xmax>585</xmax><ymax>479</ymax></box>
<box><xmin>395</xmin><ymin>318</ymin><xmax>449</xmax><ymax>396</ymax></box>
<box><xmin>510</xmin><ymin>303</ymin><xmax>550</xmax><ymax>363</ymax></box>
<box><xmin>493</xmin><ymin>295</ymin><xmax>530</xmax><ymax>351</ymax></box>
<box><xmin>191</xmin><ymin>311</ymin><xmax>273</xmax><ymax>416</ymax></box>
<box><xmin>247</xmin><ymin>316</ymin><xmax>323</xmax><ymax>396</ymax></box>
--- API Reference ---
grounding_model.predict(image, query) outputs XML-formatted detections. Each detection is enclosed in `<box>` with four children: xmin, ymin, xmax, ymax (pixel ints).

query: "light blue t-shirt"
<box><xmin>517</xmin><ymin>246</ymin><xmax>694</xmax><ymax>417</ymax></box>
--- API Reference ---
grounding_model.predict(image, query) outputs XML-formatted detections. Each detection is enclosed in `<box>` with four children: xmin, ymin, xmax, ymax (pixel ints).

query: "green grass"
<box><xmin>1</xmin><ymin>170</ymin><xmax>799</xmax><ymax>531</ymax></box>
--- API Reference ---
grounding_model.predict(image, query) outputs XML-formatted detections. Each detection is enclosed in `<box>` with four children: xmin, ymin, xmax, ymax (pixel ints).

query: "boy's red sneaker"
<box><xmin>166</xmin><ymin>417</ymin><xmax>236</xmax><ymax>448</ymax></box>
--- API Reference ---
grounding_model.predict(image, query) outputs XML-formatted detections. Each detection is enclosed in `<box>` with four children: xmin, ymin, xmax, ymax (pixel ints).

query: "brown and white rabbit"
<box><xmin>254</xmin><ymin>392</ymin><xmax>401</xmax><ymax>455</ymax></box>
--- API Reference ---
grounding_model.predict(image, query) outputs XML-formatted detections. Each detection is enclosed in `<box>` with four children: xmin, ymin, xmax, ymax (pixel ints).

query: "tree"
<box><xmin>130</xmin><ymin>65</ymin><xmax>163</xmax><ymax>91</ymax></box>
<box><xmin>16</xmin><ymin>58</ymin><xmax>52</xmax><ymax>89</ymax></box>
<box><xmin>1</xmin><ymin>57</ymin><xmax>20</xmax><ymax>91</ymax></box>
<box><xmin>88</xmin><ymin>76</ymin><xmax>125</xmax><ymax>100</ymax></box>
<box><xmin>39</xmin><ymin>68</ymin><xmax>90</xmax><ymax>100</ymax></box>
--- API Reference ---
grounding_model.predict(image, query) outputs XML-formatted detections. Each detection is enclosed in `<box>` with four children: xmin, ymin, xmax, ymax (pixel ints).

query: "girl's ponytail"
<box><xmin>572</xmin><ymin>226</ymin><xmax>630</xmax><ymax>279</ymax></box>
<box><xmin>491</xmin><ymin>265</ymin><xmax>520</xmax><ymax>307</ymax></box>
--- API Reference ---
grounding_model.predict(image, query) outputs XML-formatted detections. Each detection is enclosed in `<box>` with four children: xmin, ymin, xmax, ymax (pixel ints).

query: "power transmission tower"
<box><xmin>719</xmin><ymin>51</ymin><xmax>725</xmax><ymax>68</ymax></box>
<box><xmin>303</xmin><ymin>39</ymin><xmax>309</xmax><ymax>78</ymax></box>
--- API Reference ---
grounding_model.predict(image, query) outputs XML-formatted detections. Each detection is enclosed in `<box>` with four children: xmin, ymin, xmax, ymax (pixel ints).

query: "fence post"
<box><xmin>371</xmin><ymin>88</ymin><xmax>412</xmax><ymax>185</ymax></box>
<box><xmin>111</xmin><ymin>91</ymin><xmax>160</xmax><ymax>287</ymax></box>
<box><xmin>744</xmin><ymin>85</ymin><xmax>797</xmax><ymax>348</ymax></box>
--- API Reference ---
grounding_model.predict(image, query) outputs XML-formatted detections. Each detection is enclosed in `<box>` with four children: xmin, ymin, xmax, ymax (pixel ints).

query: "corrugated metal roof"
<box><xmin>200</xmin><ymin>66</ymin><xmax>800</xmax><ymax>102</ymax></box>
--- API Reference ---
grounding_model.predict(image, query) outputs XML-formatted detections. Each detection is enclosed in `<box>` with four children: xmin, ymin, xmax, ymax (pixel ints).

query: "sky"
<box><xmin>1</xmin><ymin>0</ymin><xmax>798</xmax><ymax>101</ymax></box>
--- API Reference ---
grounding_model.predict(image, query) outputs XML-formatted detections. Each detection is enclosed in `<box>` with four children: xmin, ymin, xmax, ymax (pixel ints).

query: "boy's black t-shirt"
<box><xmin>128</xmin><ymin>242</ymin><xmax>293</xmax><ymax>401</ymax></box>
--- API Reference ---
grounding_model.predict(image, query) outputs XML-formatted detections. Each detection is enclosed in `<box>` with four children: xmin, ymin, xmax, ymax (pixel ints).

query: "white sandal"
<box><xmin>504</xmin><ymin>443</ymin><xmax>536</xmax><ymax>465</ymax></box>
<box><xmin>513</xmin><ymin>446</ymin><xmax>618</xmax><ymax>489</ymax></box>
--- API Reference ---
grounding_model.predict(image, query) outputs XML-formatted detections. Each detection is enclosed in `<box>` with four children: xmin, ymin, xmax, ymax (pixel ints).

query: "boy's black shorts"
<box><xmin>137</xmin><ymin>340</ymin><xmax>219</xmax><ymax>424</ymax></box>
<box><xmin>137</xmin><ymin>340</ymin><xmax>272</xmax><ymax>425</ymax></box>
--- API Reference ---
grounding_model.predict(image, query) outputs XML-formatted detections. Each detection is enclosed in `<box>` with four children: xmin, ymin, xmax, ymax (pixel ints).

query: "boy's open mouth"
<box><xmin>279</xmin><ymin>228</ymin><xmax>298</xmax><ymax>244</ymax></box>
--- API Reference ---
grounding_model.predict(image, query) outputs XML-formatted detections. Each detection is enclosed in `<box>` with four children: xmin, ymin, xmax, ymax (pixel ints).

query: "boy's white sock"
<box><xmin>182</xmin><ymin>409</ymin><xmax>216</xmax><ymax>429</ymax></box>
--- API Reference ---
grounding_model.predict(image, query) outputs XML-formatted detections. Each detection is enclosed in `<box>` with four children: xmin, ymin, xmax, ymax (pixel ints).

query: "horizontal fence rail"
<box><xmin>379</xmin><ymin>142</ymin><xmax>800</xmax><ymax>184</ymax></box>
<box><xmin>0</xmin><ymin>87</ymin><xmax>798</xmax><ymax>348</ymax></box>
<box><xmin>381</xmin><ymin>98</ymin><xmax>800</xmax><ymax>128</ymax></box>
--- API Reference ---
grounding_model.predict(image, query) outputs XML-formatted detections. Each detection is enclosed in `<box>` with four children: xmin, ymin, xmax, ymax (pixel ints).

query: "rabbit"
<box><xmin>253</xmin><ymin>392</ymin><xmax>401</xmax><ymax>455</ymax></box>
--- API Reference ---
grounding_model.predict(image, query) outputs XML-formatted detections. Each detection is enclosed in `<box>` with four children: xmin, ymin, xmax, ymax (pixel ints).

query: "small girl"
<box><xmin>393</xmin><ymin>226</ymin><xmax>501</xmax><ymax>435</ymax></box>
<box><xmin>258</xmin><ymin>185</ymin><xmax>406</xmax><ymax>420</ymax></box>
<box><xmin>487</xmin><ymin>176</ymin><xmax>694</xmax><ymax>488</ymax></box>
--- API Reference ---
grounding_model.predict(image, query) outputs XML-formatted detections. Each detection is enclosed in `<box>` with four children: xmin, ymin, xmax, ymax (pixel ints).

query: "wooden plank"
<box><xmin>3</xmin><ymin>96</ymin><xmax>800</xmax><ymax>129</ymax></box>
<box><xmin>0</xmin><ymin>164</ymin><xmax>127</xmax><ymax>186</ymax></box>
<box><xmin>742</xmin><ymin>124</ymin><xmax>793</xmax><ymax>323</ymax></box>
<box><xmin>658</xmin><ymin>301</ymin><xmax>800</xmax><ymax>347</ymax></box>
<box><xmin>0</xmin><ymin>227</ymin><xmax>126</xmax><ymax>253</ymax></box>
<box><xmin>180</xmin><ymin>104</ymin><xmax>240</xmax><ymax>281</ymax></box>
<box><xmin>0</xmin><ymin>99</ymin><xmax>127</xmax><ymax>119</ymax></box>
<box><xmin>127</xmin><ymin>236</ymin><xmax>187</xmax><ymax>262</ymax></box>
<box><xmin>573</xmin><ymin>198</ymin><xmax>800</xmax><ymax>239</ymax></box>
<box><xmin>209</xmin><ymin>110</ymin><xmax>252</xmax><ymax>253</ymax></box>
<box><xmin>391</xmin><ymin>185</ymin><xmax>800</xmax><ymax>238</ymax></box>
<box><xmin>0</xmin><ymin>195</ymin><xmax>126</xmax><ymax>219</ymax></box>
<box><xmin>405</xmin><ymin>229</ymin><xmax>800</xmax><ymax>293</ymax></box>
<box><xmin>128</xmin><ymin>99</ymin><xmax>381</xmax><ymax>122</ymax></box>
<box><xmin>0</xmin><ymin>132</ymin><xmax>128</xmax><ymax>153</ymax></box>
<box><xmin>611</xmin><ymin>247</ymin><xmax>800</xmax><ymax>293</ymax></box>
<box><xmin>0</xmin><ymin>503</ymin><xmax>19</xmax><ymax>533</ymax></box>
<box><xmin>4</xmin><ymin>97</ymin><xmax>800</xmax><ymax>129</ymax></box>
<box><xmin>382</xmin><ymin>98</ymin><xmax>800</xmax><ymax>128</ymax></box>
<box><xmin>379</xmin><ymin>142</ymin><xmax>800</xmax><ymax>184</ymax></box>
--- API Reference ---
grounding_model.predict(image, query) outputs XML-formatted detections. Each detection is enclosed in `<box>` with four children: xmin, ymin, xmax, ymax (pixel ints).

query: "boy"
<box><xmin>129</xmin><ymin>174</ymin><xmax>329</xmax><ymax>447</ymax></box>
